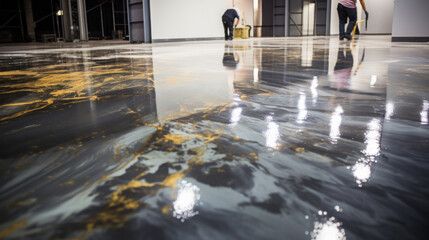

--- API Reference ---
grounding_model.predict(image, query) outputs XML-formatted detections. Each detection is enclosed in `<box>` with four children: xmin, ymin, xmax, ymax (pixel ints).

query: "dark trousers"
<box><xmin>337</xmin><ymin>3</ymin><xmax>357</xmax><ymax>37</ymax></box>
<box><xmin>222</xmin><ymin>17</ymin><xmax>234</xmax><ymax>40</ymax></box>
<box><xmin>334</xmin><ymin>48</ymin><xmax>354</xmax><ymax>71</ymax></box>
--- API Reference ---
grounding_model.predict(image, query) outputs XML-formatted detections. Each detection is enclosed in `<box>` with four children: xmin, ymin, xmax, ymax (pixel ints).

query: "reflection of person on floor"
<box><xmin>222</xmin><ymin>8</ymin><xmax>240</xmax><ymax>41</ymax></box>
<box><xmin>333</xmin><ymin>47</ymin><xmax>354</xmax><ymax>89</ymax></box>
<box><xmin>337</xmin><ymin>0</ymin><xmax>368</xmax><ymax>40</ymax></box>
<box><xmin>223</xmin><ymin>45</ymin><xmax>240</xmax><ymax>69</ymax></box>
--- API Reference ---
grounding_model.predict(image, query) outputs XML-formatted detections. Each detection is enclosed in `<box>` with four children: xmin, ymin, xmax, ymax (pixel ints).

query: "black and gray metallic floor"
<box><xmin>0</xmin><ymin>36</ymin><xmax>428</xmax><ymax>239</ymax></box>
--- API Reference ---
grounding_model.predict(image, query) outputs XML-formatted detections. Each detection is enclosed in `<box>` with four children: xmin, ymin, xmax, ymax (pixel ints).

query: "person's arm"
<box><xmin>359</xmin><ymin>0</ymin><xmax>367</xmax><ymax>12</ymax></box>
<box><xmin>234</xmin><ymin>18</ymin><xmax>240</xmax><ymax>27</ymax></box>
<box><xmin>360</xmin><ymin>0</ymin><xmax>369</xmax><ymax>24</ymax></box>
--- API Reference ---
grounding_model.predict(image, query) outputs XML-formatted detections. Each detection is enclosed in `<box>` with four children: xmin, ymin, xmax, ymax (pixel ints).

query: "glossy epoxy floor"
<box><xmin>0</xmin><ymin>36</ymin><xmax>428</xmax><ymax>240</ymax></box>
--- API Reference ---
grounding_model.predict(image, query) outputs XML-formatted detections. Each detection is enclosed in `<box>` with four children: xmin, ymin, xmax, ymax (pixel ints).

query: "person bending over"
<box><xmin>222</xmin><ymin>8</ymin><xmax>240</xmax><ymax>41</ymax></box>
<box><xmin>337</xmin><ymin>0</ymin><xmax>368</xmax><ymax>40</ymax></box>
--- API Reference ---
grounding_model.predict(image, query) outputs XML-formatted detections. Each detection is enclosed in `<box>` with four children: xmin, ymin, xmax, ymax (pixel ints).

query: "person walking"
<box><xmin>222</xmin><ymin>8</ymin><xmax>240</xmax><ymax>41</ymax></box>
<box><xmin>337</xmin><ymin>0</ymin><xmax>368</xmax><ymax>40</ymax></box>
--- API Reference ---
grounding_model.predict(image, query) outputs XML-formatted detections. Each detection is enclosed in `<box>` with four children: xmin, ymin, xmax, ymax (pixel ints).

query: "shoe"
<box><xmin>344</xmin><ymin>35</ymin><xmax>352</xmax><ymax>41</ymax></box>
<box><xmin>339</xmin><ymin>35</ymin><xmax>345</xmax><ymax>40</ymax></box>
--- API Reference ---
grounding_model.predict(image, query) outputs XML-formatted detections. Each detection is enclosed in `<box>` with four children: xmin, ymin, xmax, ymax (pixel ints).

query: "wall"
<box><xmin>150</xmin><ymin>0</ymin><xmax>254</xmax><ymax>41</ymax></box>
<box><xmin>150</xmin><ymin>0</ymin><xmax>232</xmax><ymax>40</ymax></box>
<box><xmin>234</xmin><ymin>0</ymin><xmax>254</xmax><ymax>28</ymax></box>
<box><xmin>363</xmin><ymin>0</ymin><xmax>393</xmax><ymax>34</ymax></box>
<box><xmin>392</xmin><ymin>0</ymin><xmax>429</xmax><ymax>39</ymax></box>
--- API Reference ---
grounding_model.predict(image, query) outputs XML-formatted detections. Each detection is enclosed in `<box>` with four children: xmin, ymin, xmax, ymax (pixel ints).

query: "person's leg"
<box><xmin>223</xmin><ymin>21</ymin><xmax>228</xmax><ymax>40</ymax></box>
<box><xmin>346</xmin><ymin>7</ymin><xmax>357</xmax><ymax>37</ymax></box>
<box><xmin>355</xmin><ymin>25</ymin><xmax>360</xmax><ymax>35</ymax></box>
<box><xmin>227</xmin><ymin>21</ymin><xmax>234</xmax><ymax>40</ymax></box>
<box><xmin>337</xmin><ymin>4</ymin><xmax>347</xmax><ymax>40</ymax></box>
<box><xmin>334</xmin><ymin>48</ymin><xmax>346</xmax><ymax>71</ymax></box>
<box><xmin>344</xmin><ymin>48</ymin><xmax>353</xmax><ymax>63</ymax></box>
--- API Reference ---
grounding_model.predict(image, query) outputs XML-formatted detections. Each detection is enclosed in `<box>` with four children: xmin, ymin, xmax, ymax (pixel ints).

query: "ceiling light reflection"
<box><xmin>297</xmin><ymin>93</ymin><xmax>308</xmax><ymax>124</ymax></box>
<box><xmin>329</xmin><ymin>106</ymin><xmax>344</xmax><ymax>144</ymax></box>
<box><xmin>334</xmin><ymin>205</ymin><xmax>342</xmax><ymax>212</ymax></box>
<box><xmin>421</xmin><ymin>100</ymin><xmax>428</xmax><ymax>125</ymax></box>
<box><xmin>385</xmin><ymin>102</ymin><xmax>394</xmax><ymax>120</ymax></box>
<box><xmin>351</xmin><ymin>118</ymin><xmax>382</xmax><ymax>187</ymax></box>
<box><xmin>233</xmin><ymin>93</ymin><xmax>241</xmax><ymax>102</ymax></box>
<box><xmin>253</xmin><ymin>67</ymin><xmax>259</xmax><ymax>83</ymax></box>
<box><xmin>363</xmin><ymin>119</ymin><xmax>381</xmax><ymax>157</ymax></box>
<box><xmin>173</xmin><ymin>180</ymin><xmax>200</xmax><ymax>222</ymax></box>
<box><xmin>311</xmin><ymin>217</ymin><xmax>346</xmax><ymax>240</ymax></box>
<box><xmin>301</xmin><ymin>39</ymin><xmax>314</xmax><ymax>67</ymax></box>
<box><xmin>352</xmin><ymin>162</ymin><xmax>371</xmax><ymax>187</ymax></box>
<box><xmin>311</xmin><ymin>76</ymin><xmax>319</xmax><ymax>105</ymax></box>
<box><xmin>265</xmin><ymin>116</ymin><xmax>280</xmax><ymax>149</ymax></box>
<box><xmin>370</xmin><ymin>75</ymin><xmax>377</xmax><ymax>87</ymax></box>
<box><xmin>230</xmin><ymin>107</ymin><xmax>242</xmax><ymax>126</ymax></box>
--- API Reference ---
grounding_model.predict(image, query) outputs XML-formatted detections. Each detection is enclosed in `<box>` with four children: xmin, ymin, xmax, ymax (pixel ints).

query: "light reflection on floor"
<box><xmin>0</xmin><ymin>36</ymin><xmax>428</xmax><ymax>240</ymax></box>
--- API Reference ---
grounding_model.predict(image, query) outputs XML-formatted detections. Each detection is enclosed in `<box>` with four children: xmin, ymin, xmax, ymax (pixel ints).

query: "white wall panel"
<box><xmin>392</xmin><ymin>0</ymin><xmax>429</xmax><ymax>37</ymax></box>
<box><xmin>150</xmin><ymin>0</ymin><xmax>231</xmax><ymax>40</ymax></box>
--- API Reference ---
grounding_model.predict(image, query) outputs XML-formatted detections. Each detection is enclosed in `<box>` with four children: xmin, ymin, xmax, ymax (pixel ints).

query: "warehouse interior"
<box><xmin>0</xmin><ymin>0</ymin><xmax>428</xmax><ymax>240</ymax></box>
<box><xmin>0</xmin><ymin>0</ymin><xmax>403</xmax><ymax>43</ymax></box>
<box><xmin>0</xmin><ymin>0</ymin><xmax>129</xmax><ymax>43</ymax></box>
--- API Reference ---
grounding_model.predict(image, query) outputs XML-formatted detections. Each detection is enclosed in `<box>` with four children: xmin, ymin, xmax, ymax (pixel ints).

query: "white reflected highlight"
<box><xmin>301</xmin><ymin>39</ymin><xmax>314</xmax><ymax>67</ymax></box>
<box><xmin>265</xmin><ymin>116</ymin><xmax>280</xmax><ymax>149</ymax></box>
<box><xmin>385</xmin><ymin>102</ymin><xmax>394</xmax><ymax>120</ymax></box>
<box><xmin>352</xmin><ymin>162</ymin><xmax>371</xmax><ymax>187</ymax></box>
<box><xmin>311</xmin><ymin>217</ymin><xmax>346</xmax><ymax>240</ymax></box>
<box><xmin>351</xmin><ymin>118</ymin><xmax>382</xmax><ymax>187</ymax></box>
<box><xmin>334</xmin><ymin>205</ymin><xmax>342</xmax><ymax>212</ymax></box>
<box><xmin>173</xmin><ymin>180</ymin><xmax>200</xmax><ymax>222</ymax></box>
<box><xmin>233</xmin><ymin>93</ymin><xmax>241</xmax><ymax>102</ymax></box>
<box><xmin>297</xmin><ymin>93</ymin><xmax>308</xmax><ymax>124</ymax></box>
<box><xmin>311</xmin><ymin>76</ymin><xmax>319</xmax><ymax>104</ymax></box>
<box><xmin>329</xmin><ymin>106</ymin><xmax>344</xmax><ymax>144</ymax></box>
<box><xmin>230</xmin><ymin>107</ymin><xmax>242</xmax><ymax>126</ymax></box>
<box><xmin>421</xmin><ymin>100</ymin><xmax>428</xmax><ymax>125</ymax></box>
<box><xmin>253</xmin><ymin>67</ymin><xmax>259</xmax><ymax>83</ymax></box>
<box><xmin>363</xmin><ymin>119</ymin><xmax>381</xmax><ymax>157</ymax></box>
<box><xmin>370</xmin><ymin>75</ymin><xmax>377</xmax><ymax>87</ymax></box>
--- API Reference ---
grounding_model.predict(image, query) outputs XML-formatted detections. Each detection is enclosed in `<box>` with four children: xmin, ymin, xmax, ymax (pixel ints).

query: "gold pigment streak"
<box><xmin>0</xmin><ymin>219</ymin><xmax>27</xmax><ymax>239</ymax></box>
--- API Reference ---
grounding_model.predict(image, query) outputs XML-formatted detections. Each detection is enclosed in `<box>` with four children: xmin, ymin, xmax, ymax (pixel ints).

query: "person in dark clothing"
<box><xmin>337</xmin><ymin>0</ymin><xmax>368</xmax><ymax>40</ymax></box>
<box><xmin>222</xmin><ymin>8</ymin><xmax>240</xmax><ymax>40</ymax></box>
<box><xmin>333</xmin><ymin>47</ymin><xmax>354</xmax><ymax>89</ymax></box>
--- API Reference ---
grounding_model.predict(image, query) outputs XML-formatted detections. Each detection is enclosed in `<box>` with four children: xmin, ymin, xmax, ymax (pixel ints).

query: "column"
<box><xmin>77</xmin><ymin>0</ymin><xmax>88</xmax><ymax>41</ymax></box>
<box><xmin>24</xmin><ymin>0</ymin><xmax>35</xmax><ymax>41</ymax></box>
<box><xmin>61</xmin><ymin>0</ymin><xmax>72</xmax><ymax>41</ymax></box>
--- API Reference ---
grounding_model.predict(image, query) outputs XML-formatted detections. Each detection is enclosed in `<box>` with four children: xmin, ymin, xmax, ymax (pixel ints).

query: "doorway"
<box><xmin>288</xmin><ymin>0</ymin><xmax>328</xmax><ymax>36</ymax></box>
<box><xmin>256</xmin><ymin>0</ymin><xmax>286</xmax><ymax>37</ymax></box>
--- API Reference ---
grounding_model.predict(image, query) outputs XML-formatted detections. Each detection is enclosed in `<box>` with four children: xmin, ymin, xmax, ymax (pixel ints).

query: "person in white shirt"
<box><xmin>337</xmin><ymin>0</ymin><xmax>368</xmax><ymax>40</ymax></box>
